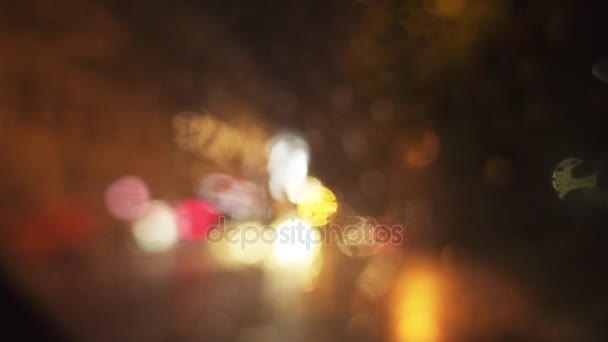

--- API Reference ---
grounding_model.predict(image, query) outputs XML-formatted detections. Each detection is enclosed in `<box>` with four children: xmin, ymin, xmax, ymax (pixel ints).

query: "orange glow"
<box><xmin>424</xmin><ymin>0</ymin><xmax>467</xmax><ymax>18</ymax></box>
<box><xmin>391</xmin><ymin>265</ymin><xmax>442</xmax><ymax>342</ymax></box>
<box><xmin>404</xmin><ymin>130</ymin><xmax>440</xmax><ymax>169</ymax></box>
<box><xmin>398</xmin><ymin>313</ymin><xmax>439</xmax><ymax>342</ymax></box>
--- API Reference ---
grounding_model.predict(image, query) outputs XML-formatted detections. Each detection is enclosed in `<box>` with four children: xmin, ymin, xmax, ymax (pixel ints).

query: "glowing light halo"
<box><xmin>131</xmin><ymin>200</ymin><xmax>178</xmax><ymax>252</ymax></box>
<box><xmin>266</xmin><ymin>133</ymin><xmax>310</xmax><ymax>202</ymax></box>
<box><xmin>286</xmin><ymin>176</ymin><xmax>322</xmax><ymax>204</ymax></box>
<box><xmin>104</xmin><ymin>175</ymin><xmax>150</xmax><ymax>221</ymax></box>
<box><xmin>296</xmin><ymin>185</ymin><xmax>338</xmax><ymax>227</ymax></box>
<box><xmin>268</xmin><ymin>216</ymin><xmax>324</xmax><ymax>291</ymax></box>
<box><xmin>268</xmin><ymin>216</ymin><xmax>320</xmax><ymax>264</ymax></box>
<box><xmin>207</xmin><ymin>221</ymin><xmax>271</xmax><ymax>269</ymax></box>
<box><xmin>174</xmin><ymin>198</ymin><xmax>220</xmax><ymax>241</ymax></box>
<box><xmin>391</xmin><ymin>263</ymin><xmax>442</xmax><ymax>342</ymax></box>
<box><xmin>197</xmin><ymin>174</ymin><xmax>268</xmax><ymax>220</ymax></box>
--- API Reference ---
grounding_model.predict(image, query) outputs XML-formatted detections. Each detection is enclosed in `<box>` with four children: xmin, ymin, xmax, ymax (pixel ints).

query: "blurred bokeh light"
<box><xmin>104</xmin><ymin>175</ymin><xmax>150</xmax><ymax>221</ymax></box>
<box><xmin>175</xmin><ymin>198</ymin><xmax>220</xmax><ymax>241</ymax></box>
<box><xmin>403</xmin><ymin>130</ymin><xmax>440</xmax><ymax>169</ymax></box>
<box><xmin>391</xmin><ymin>263</ymin><xmax>442</xmax><ymax>342</ymax></box>
<box><xmin>296</xmin><ymin>185</ymin><xmax>338</xmax><ymax>227</ymax></box>
<box><xmin>131</xmin><ymin>200</ymin><xmax>178</xmax><ymax>252</ymax></box>
<box><xmin>198</xmin><ymin>174</ymin><xmax>267</xmax><ymax>221</ymax></box>
<box><xmin>272</xmin><ymin>218</ymin><xmax>320</xmax><ymax>267</ymax></box>
<box><xmin>207</xmin><ymin>221</ymin><xmax>270</xmax><ymax>269</ymax></box>
<box><xmin>267</xmin><ymin>133</ymin><xmax>310</xmax><ymax>202</ymax></box>
<box><xmin>1</xmin><ymin>0</ymin><xmax>607</xmax><ymax>340</ymax></box>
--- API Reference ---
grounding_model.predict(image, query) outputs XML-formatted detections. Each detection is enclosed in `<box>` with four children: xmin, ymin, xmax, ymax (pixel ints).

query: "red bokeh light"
<box><xmin>175</xmin><ymin>199</ymin><xmax>220</xmax><ymax>241</ymax></box>
<box><xmin>17</xmin><ymin>201</ymin><xmax>96</xmax><ymax>256</ymax></box>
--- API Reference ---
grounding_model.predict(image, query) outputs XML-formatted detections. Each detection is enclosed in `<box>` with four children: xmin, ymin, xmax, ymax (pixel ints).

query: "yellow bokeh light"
<box><xmin>398</xmin><ymin>313</ymin><xmax>439</xmax><ymax>342</ymax></box>
<box><xmin>270</xmin><ymin>217</ymin><xmax>323</xmax><ymax>290</ymax></box>
<box><xmin>272</xmin><ymin>218</ymin><xmax>320</xmax><ymax>266</ymax></box>
<box><xmin>207</xmin><ymin>221</ymin><xmax>270</xmax><ymax>269</ymax></box>
<box><xmin>296</xmin><ymin>185</ymin><xmax>338</xmax><ymax>226</ymax></box>
<box><xmin>392</xmin><ymin>267</ymin><xmax>441</xmax><ymax>342</ymax></box>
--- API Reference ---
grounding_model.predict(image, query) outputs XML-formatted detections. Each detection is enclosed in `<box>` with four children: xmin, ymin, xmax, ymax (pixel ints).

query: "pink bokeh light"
<box><xmin>104</xmin><ymin>175</ymin><xmax>150</xmax><ymax>221</ymax></box>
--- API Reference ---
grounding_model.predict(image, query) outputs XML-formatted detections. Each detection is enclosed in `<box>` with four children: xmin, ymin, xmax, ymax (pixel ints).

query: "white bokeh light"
<box><xmin>286</xmin><ymin>176</ymin><xmax>322</xmax><ymax>204</ymax></box>
<box><xmin>132</xmin><ymin>201</ymin><xmax>178</xmax><ymax>252</ymax></box>
<box><xmin>267</xmin><ymin>133</ymin><xmax>310</xmax><ymax>202</ymax></box>
<box><xmin>272</xmin><ymin>218</ymin><xmax>320</xmax><ymax>266</ymax></box>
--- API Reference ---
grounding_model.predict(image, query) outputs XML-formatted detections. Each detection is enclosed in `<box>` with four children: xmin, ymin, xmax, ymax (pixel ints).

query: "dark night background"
<box><xmin>1</xmin><ymin>0</ymin><xmax>608</xmax><ymax>340</ymax></box>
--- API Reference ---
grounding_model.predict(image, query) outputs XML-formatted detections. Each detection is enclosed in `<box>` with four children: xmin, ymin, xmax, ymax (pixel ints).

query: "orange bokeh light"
<box><xmin>404</xmin><ymin>130</ymin><xmax>440</xmax><ymax>169</ymax></box>
<box><xmin>390</xmin><ymin>263</ymin><xmax>442</xmax><ymax>342</ymax></box>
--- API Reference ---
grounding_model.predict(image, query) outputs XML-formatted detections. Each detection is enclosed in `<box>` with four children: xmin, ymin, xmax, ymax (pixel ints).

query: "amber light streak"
<box><xmin>390</xmin><ymin>263</ymin><xmax>442</xmax><ymax>342</ymax></box>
